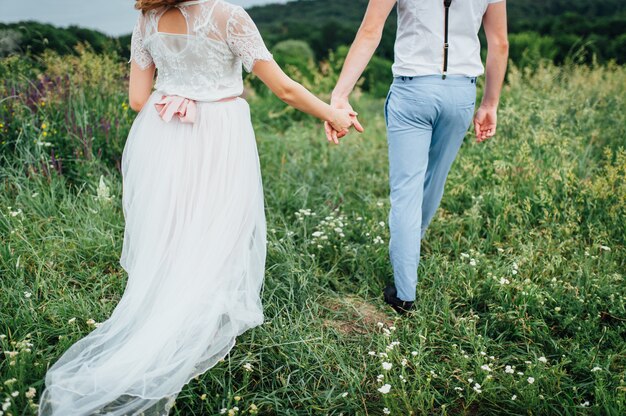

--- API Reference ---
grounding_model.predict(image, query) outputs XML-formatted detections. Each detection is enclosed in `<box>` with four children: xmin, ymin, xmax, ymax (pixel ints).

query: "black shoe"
<box><xmin>383</xmin><ymin>284</ymin><xmax>415</xmax><ymax>315</ymax></box>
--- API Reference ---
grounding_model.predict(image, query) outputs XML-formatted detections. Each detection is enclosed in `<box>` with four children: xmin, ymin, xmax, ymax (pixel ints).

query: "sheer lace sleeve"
<box><xmin>129</xmin><ymin>13</ymin><xmax>154</xmax><ymax>70</ymax></box>
<box><xmin>225</xmin><ymin>6</ymin><xmax>273</xmax><ymax>73</ymax></box>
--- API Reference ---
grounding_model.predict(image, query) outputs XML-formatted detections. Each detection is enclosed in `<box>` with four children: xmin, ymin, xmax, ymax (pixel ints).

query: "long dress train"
<box><xmin>38</xmin><ymin>93</ymin><xmax>267</xmax><ymax>415</ymax></box>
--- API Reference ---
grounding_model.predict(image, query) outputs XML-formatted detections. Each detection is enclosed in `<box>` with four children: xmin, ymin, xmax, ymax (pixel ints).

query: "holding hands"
<box><xmin>324</xmin><ymin>97</ymin><xmax>365</xmax><ymax>144</ymax></box>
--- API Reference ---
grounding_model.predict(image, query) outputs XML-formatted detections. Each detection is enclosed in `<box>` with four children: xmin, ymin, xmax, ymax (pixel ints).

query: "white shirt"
<box><xmin>392</xmin><ymin>0</ymin><xmax>505</xmax><ymax>77</ymax></box>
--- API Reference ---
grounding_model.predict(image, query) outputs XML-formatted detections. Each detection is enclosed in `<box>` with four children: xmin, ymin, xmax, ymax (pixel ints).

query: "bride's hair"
<box><xmin>135</xmin><ymin>0</ymin><xmax>187</xmax><ymax>13</ymax></box>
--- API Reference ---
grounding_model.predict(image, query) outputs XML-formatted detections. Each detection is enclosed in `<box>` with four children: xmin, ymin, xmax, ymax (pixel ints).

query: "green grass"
<box><xmin>0</xmin><ymin>51</ymin><xmax>625</xmax><ymax>415</ymax></box>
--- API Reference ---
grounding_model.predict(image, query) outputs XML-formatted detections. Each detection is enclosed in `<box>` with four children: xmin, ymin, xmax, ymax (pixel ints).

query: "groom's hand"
<box><xmin>473</xmin><ymin>105</ymin><xmax>498</xmax><ymax>142</ymax></box>
<box><xmin>324</xmin><ymin>97</ymin><xmax>365</xmax><ymax>143</ymax></box>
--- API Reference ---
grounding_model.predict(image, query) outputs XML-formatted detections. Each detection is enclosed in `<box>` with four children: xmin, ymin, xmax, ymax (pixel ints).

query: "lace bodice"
<box><xmin>129</xmin><ymin>0</ymin><xmax>273</xmax><ymax>102</ymax></box>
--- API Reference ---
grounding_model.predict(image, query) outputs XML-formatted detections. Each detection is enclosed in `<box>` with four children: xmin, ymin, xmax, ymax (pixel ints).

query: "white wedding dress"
<box><xmin>38</xmin><ymin>1</ymin><xmax>273</xmax><ymax>414</ymax></box>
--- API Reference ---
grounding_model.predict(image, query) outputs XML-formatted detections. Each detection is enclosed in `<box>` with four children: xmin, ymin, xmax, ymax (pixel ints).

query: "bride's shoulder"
<box><xmin>201</xmin><ymin>0</ymin><xmax>253</xmax><ymax>30</ymax></box>
<box><xmin>209</xmin><ymin>0</ymin><xmax>242</xmax><ymax>15</ymax></box>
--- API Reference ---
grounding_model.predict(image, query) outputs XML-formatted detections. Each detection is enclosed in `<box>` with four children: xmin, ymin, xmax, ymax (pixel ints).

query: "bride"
<box><xmin>38</xmin><ymin>0</ymin><xmax>360</xmax><ymax>414</ymax></box>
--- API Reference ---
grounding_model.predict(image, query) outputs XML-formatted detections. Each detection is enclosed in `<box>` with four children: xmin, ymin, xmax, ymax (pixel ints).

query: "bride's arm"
<box><xmin>252</xmin><ymin>60</ymin><xmax>357</xmax><ymax>143</ymax></box>
<box><xmin>129</xmin><ymin>61</ymin><xmax>156</xmax><ymax>112</ymax></box>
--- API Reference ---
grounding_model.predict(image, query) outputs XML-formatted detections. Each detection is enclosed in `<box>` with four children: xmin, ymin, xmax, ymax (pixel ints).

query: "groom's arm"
<box><xmin>326</xmin><ymin>0</ymin><xmax>397</xmax><ymax>141</ymax></box>
<box><xmin>331</xmin><ymin>0</ymin><xmax>397</xmax><ymax>101</ymax></box>
<box><xmin>474</xmin><ymin>1</ymin><xmax>508</xmax><ymax>142</ymax></box>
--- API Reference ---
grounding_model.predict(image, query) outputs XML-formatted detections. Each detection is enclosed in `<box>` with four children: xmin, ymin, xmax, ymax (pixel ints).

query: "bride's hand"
<box><xmin>326</xmin><ymin>108</ymin><xmax>358</xmax><ymax>144</ymax></box>
<box><xmin>324</xmin><ymin>97</ymin><xmax>364</xmax><ymax>143</ymax></box>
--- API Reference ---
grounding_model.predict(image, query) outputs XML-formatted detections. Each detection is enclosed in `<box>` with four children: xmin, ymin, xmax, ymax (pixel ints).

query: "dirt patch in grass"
<box><xmin>320</xmin><ymin>295</ymin><xmax>395</xmax><ymax>335</ymax></box>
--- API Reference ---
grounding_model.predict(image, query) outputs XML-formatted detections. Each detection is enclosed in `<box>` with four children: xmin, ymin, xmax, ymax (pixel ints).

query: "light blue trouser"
<box><xmin>384</xmin><ymin>75</ymin><xmax>477</xmax><ymax>302</ymax></box>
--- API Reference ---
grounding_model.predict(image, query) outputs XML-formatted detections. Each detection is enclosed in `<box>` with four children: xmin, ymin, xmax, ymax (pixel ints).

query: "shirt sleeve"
<box><xmin>129</xmin><ymin>13</ymin><xmax>154</xmax><ymax>70</ymax></box>
<box><xmin>225</xmin><ymin>6</ymin><xmax>273</xmax><ymax>73</ymax></box>
<box><xmin>487</xmin><ymin>0</ymin><xmax>505</xmax><ymax>3</ymax></box>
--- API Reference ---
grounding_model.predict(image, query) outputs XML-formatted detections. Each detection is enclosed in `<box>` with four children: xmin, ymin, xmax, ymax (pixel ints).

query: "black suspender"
<box><xmin>442</xmin><ymin>0</ymin><xmax>452</xmax><ymax>79</ymax></box>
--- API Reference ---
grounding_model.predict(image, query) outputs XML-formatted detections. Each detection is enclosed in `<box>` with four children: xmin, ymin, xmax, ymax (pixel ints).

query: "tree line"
<box><xmin>1</xmin><ymin>0</ymin><xmax>624</xmax><ymax>73</ymax></box>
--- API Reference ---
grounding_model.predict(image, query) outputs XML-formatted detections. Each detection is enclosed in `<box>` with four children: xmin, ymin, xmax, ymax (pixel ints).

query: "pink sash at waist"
<box><xmin>155</xmin><ymin>95</ymin><xmax>238</xmax><ymax>124</ymax></box>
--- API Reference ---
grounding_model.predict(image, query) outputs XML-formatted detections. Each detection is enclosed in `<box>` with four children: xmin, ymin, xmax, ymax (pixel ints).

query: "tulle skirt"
<box><xmin>38</xmin><ymin>92</ymin><xmax>267</xmax><ymax>415</ymax></box>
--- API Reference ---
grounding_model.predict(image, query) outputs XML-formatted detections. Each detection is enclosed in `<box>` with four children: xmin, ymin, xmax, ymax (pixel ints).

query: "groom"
<box><xmin>326</xmin><ymin>0</ymin><xmax>509</xmax><ymax>314</ymax></box>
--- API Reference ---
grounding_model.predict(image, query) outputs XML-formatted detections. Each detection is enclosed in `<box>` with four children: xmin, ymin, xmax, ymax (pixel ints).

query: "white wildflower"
<box><xmin>25</xmin><ymin>387</ymin><xmax>36</xmax><ymax>399</ymax></box>
<box><xmin>377</xmin><ymin>384</ymin><xmax>391</xmax><ymax>394</ymax></box>
<box><xmin>4</xmin><ymin>378</ymin><xmax>17</xmax><ymax>387</ymax></box>
<box><xmin>9</xmin><ymin>208</ymin><xmax>23</xmax><ymax>217</ymax></box>
<box><xmin>96</xmin><ymin>175</ymin><xmax>113</xmax><ymax>202</ymax></box>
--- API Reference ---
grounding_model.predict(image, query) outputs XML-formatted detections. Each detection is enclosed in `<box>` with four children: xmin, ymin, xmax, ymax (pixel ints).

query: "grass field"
<box><xmin>0</xmin><ymin>50</ymin><xmax>625</xmax><ymax>415</ymax></box>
